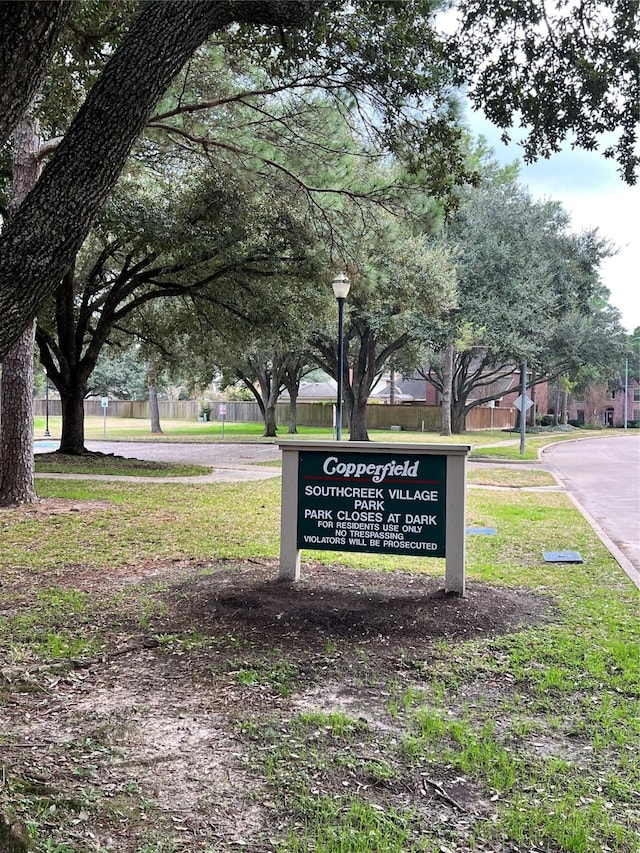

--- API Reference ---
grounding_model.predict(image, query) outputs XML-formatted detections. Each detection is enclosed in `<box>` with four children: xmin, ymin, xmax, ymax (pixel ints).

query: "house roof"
<box><xmin>467</xmin><ymin>374</ymin><xmax>518</xmax><ymax>402</ymax></box>
<box><xmin>371</xmin><ymin>383</ymin><xmax>414</xmax><ymax>402</ymax></box>
<box><xmin>280</xmin><ymin>380</ymin><xmax>337</xmax><ymax>401</ymax></box>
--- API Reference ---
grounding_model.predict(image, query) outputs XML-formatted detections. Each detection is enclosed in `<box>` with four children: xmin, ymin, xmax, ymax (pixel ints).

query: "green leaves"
<box><xmin>448</xmin><ymin>0</ymin><xmax>640</xmax><ymax>183</ymax></box>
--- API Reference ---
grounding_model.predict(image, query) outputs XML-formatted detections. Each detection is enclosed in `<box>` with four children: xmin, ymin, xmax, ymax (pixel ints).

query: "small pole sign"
<box><xmin>513</xmin><ymin>394</ymin><xmax>533</xmax><ymax>412</ymax></box>
<box><xmin>101</xmin><ymin>397</ymin><xmax>109</xmax><ymax>437</ymax></box>
<box><xmin>279</xmin><ymin>441</ymin><xmax>470</xmax><ymax>594</ymax></box>
<box><xmin>219</xmin><ymin>403</ymin><xmax>227</xmax><ymax>439</ymax></box>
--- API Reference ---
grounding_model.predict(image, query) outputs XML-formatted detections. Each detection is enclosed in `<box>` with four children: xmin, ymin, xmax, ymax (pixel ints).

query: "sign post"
<box><xmin>279</xmin><ymin>441</ymin><xmax>470</xmax><ymax>594</ymax></box>
<box><xmin>101</xmin><ymin>397</ymin><xmax>109</xmax><ymax>438</ymax></box>
<box><xmin>219</xmin><ymin>403</ymin><xmax>227</xmax><ymax>439</ymax></box>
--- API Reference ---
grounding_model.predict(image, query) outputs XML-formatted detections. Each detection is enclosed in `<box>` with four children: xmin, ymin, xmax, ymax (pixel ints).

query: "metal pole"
<box><xmin>336</xmin><ymin>295</ymin><xmax>345</xmax><ymax>440</ymax></box>
<box><xmin>624</xmin><ymin>357</ymin><xmax>629</xmax><ymax>430</ymax></box>
<box><xmin>44</xmin><ymin>372</ymin><xmax>51</xmax><ymax>437</ymax></box>
<box><xmin>519</xmin><ymin>359</ymin><xmax>527</xmax><ymax>455</ymax></box>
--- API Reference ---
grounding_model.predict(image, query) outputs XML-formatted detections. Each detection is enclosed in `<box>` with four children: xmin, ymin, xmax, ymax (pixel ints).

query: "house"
<box><xmin>396</xmin><ymin>365</ymin><xmax>549</xmax><ymax>418</ymax></box>
<box><xmin>568</xmin><ymin>379</ymin><xmax>640</xmax><ymax>426</ymax></box>
<box><xmin>370</xmin><ymin>379</ymin><xmax>414</xmax><ymax>404</ymax></box>
<box><xmin>279</xmin><ymin>380</ymin><xmax>337</xmax><ymax>402</ymax></box>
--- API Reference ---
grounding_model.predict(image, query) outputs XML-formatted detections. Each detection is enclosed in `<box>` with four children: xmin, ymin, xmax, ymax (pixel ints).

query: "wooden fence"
<box><xmin>34</xmin><ymin>398</ymin><xmax>515</xmax><ymax>431</ymax></box>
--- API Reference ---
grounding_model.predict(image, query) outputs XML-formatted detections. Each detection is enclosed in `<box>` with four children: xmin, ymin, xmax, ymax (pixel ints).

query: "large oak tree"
<box><xmin>418</xmin><ymin>177</ymin><xmax>624</xmax><ymax>432</ymax></box>
<box><xmin>0</xmin><ymin>0</ymin><xmax>321</xmax><ymax>361</ymax></box>
<box><xmin>310</xmin><ymin>223</ymin><xmax>457</xmax><ymax>441</ymax></box>
<box><xmin>36</xmin><ymin>162</ymin><xmax>317</xmax><ymax>453</ymax></box>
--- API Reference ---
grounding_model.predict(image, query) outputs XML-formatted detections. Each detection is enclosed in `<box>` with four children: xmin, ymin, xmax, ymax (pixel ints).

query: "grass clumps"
<box><xmin>1</xmin><ymin>455</ymin><xmax>638</xmax><ymax>852</ymax></box>
<box><xmin>35</xmin><ymin>451</ymin><xmax>211</xmax><ymax>478</ymax></box>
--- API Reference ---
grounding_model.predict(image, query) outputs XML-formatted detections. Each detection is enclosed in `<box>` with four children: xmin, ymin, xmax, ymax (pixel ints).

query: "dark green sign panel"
<box><xmin>297</xmin><ymin>450</ymin><xmax>447</xmax><ymax>556</ymax></box>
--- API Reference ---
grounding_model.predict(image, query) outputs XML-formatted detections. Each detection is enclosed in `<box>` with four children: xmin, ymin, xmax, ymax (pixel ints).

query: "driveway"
<box><xmin>543</xmin><ymin>434</ymin><xmax>640</xmax><ymax>587</ymax></box>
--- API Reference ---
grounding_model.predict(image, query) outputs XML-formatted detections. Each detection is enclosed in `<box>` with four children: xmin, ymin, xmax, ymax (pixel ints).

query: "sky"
<box><xmin>466</xmin><ymin>110</ymin><xmax>640</xmax><ymax>334</ymax></box>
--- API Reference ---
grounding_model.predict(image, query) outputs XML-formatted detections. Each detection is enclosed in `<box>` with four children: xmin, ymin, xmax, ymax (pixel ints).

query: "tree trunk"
<box><xmin>249</xmin><ymin>365</ymin><xmax>279</xmax><ymax>437</ymax></box>
<box><xmin>344</xmin><ymin>327</ymin><xmax>380</xmax><ymax>441</ymax></box>
<box><xmin>0</xmin><ymin>2</ymin><xmax>70</xmax><ymax>148</ymax></box>
<box><xmin>59</xmin><ymin>383</ymin><xmax>88</xmax><ymax>455</ymax></box>
<box><xmin>0</xmin><ymin>1</ymin><xmax>321</xmax><ymax>362</ymax></box>
<box><xmin>288</xmin><ymin>389</ymin><xmax>298</xmax><ymax>434</ymax></box>
<box><xmin>149</xmin><ymin>383</ymin><xmax>163</xmax><ymax>434</ymax></box>
<box><xmin>440</xmin><ymin>342</ymin><xmax>454</xmax><ymax>435</ymax></box>
<box><xmin>264</xmin><ymin>400</ymin><xmax>278</xmax><ymax>437</ymax></box>
<box><xmin>0</xmin><ymin>809</ymin><xmax>30</xmax><ymax>853</ymax></box>
<box><xmin>0</xmin><ymin>113</ymin><xmax>42</xmax><ymax>505</ymax></box>
<box><xmin>0</xmin><ymin>321</ymin><xmax>37</xmax><ymax>506</ymax></box>
<box><xmin>349</xmin><ymin>394</ymin><xmax>369</xmax><ymax>441</ymax></box>
<box><xmin>451</xmin><ymin>401</ymin><xmax>466</xmax><ymax>434</ymax></box>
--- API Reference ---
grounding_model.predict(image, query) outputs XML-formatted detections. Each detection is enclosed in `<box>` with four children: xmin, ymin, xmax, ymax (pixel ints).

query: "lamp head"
<box><xmin>331</xmin><ymin>272</ymin><xmax>350</xmax><ymax>300</ymax></box>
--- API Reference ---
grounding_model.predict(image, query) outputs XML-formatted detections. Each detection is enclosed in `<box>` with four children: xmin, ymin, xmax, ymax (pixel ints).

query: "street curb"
<box><xmin>469</xmin><ymin>456</ymin><xmax>543</xmax><ymax>465</ymax></box>
<box><xmin>542</xmin><ymin>450</ymin><xmax>640</xmax><ymax>592</ymax></box>
<box><xmin>564</xmin><ymin>490</ymin><xmax>640</xmax><ymax>592</ymax></box>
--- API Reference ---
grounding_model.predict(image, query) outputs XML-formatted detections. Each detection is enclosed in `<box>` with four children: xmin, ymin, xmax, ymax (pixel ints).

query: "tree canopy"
<box><xmin>417</xmin><ymin>173</ymin><xmax>627</xmax><ymax>431</ymax></box>
<box><xmin>2</xmin><ymin>0</ymin><xmax>637</xmax><ymax>362</ymax></box>
<box><xmin>0</xmin><ymin>0</ymin><xmax>322</xmax><ymax>361</ymax></box>
<box><xmin>448</xmin><ymin>0</ymin><xmax>640</xmax><ymax>184</ymax></box>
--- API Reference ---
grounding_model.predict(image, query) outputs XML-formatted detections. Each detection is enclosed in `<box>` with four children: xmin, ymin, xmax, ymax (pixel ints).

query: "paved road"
<box><xmin>84</xmin><ymin>439</ymin><xmax>282</xmax><ymax>468</ymax></box>
<box><xmin>35</xmin><ymin>439</ymin><xmax>282</xmax><ymax>483</ymax></box>
<box><xmin>543</xmin><ymin>435</ymin><xmax>640</xmax><ymax>585</ymax></box>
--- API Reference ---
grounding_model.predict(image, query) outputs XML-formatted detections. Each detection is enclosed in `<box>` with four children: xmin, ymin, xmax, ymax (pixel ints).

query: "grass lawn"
<box><xmin>34</xmin><ymin>451</ymin><xmax>211</xmax><ymax>478</ymax></box>
<box><xmin>467</xmin><ymin>467</ymin><xmax>558</xmax><ymax>488</ymax></box>
<box><xmin>0</xmin><ymin>467</ymin><xmax>638</xmax><ymax>852</ymax></box>
<box><xmin>469</xmin><ymin>432</ymin><xmax>604</xmax><ymax>461</ymax></box>
<box><xmin>34</xmin><ymin>414</ymin><xmax>628</xmax><ymax>455</ymax></box>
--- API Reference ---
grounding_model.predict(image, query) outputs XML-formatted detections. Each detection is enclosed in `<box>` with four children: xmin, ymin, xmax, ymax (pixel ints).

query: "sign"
<box><xmin>513</xmin><ymin>394</ymin><xmax>533</xmax><ymax>412</ymax></box>
<box><xmin>297</xmin><ymin>450</ymin><xmax>446</xmax><ymax>556</ymax></box>
<box><xmin>219</xmin><ymin>404</ymin><xmax>227</xmax><ymax>416</ymax></box>
<box><xmin>279</xmin><ymin>441</ymin><xmax>470</xmax><ymax>594</ymax></box>
<box><xmin>101</xmin><ymin>397</ymin><xmax>109</xmax><ymax>408</ymax></box>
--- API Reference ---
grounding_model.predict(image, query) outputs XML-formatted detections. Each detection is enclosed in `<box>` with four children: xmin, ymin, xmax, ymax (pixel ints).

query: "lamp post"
<box><xmin>332</xmin><ymin>272</ymin><xmax>350</xmax><ymax>440</ymax></box>
<box><xmin>44</xmin><ymin>369</ymin><xmax>51</xmax><ymax>438</ymax></box>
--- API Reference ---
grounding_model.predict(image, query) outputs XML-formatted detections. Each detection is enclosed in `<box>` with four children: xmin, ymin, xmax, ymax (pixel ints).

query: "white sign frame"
<box><xmin>279</xmin><ymin>441</ymin><xmax>470</xmax><ymax>595</ymax></box>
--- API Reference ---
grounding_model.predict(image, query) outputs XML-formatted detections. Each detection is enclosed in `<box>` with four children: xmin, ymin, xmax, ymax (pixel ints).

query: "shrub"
<box><xmin>537</xmin><ymin>414</ymin><xmax>555</xmax><ymax>427</ymax></box>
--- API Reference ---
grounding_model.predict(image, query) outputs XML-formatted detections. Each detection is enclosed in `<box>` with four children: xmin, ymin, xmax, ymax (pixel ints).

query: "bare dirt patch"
<box><xmin>1</xmin><ymin>558</ymin><xmax>554</xmax><ymax>852</ymax></box>
<box><xmin>2</xmin><ymin>497</ymin><xmax>117</xmax><ymax>519</ymax></box>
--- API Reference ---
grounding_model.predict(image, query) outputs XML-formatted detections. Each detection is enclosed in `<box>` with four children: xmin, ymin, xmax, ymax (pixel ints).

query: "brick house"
<box><xmin>396</xmin><ymin>364</ymin><xmax>549</xmax><ymax>421</ymax></box>
<box><xmin>568</xmin><ymin>379</ymin><xmax>640</xmax><ymax>426</ymax></box>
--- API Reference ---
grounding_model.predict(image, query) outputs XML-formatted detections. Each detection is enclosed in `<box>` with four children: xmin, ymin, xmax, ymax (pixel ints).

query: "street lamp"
<box><xmin>332</xmin><ymin>272</ymin><xmax>350</xmax><ymax>440</ymax></box>
<box><xmin>44</xmin><ymin>368</ymin><xmax>51</xmax><ymax>437</ymax></box>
